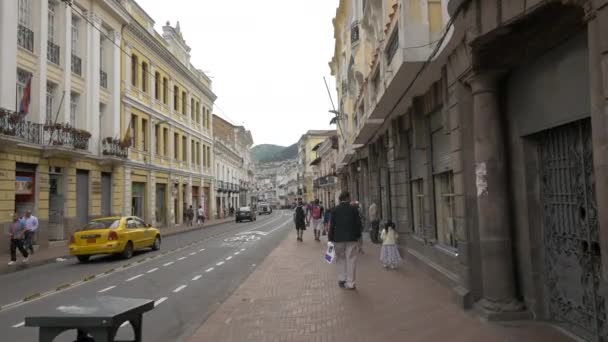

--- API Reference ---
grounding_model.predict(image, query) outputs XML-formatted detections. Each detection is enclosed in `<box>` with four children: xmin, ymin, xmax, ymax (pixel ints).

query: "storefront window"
<box><xmin>132</xmin><ymin>182</ymin><xmax>145</xmax><ymax>219</ymax></box>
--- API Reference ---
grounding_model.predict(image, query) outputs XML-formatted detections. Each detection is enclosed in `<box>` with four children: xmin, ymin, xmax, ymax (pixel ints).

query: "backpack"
<box><xmin>312</xmin><ymin>205</ymin><xmax>322</xmax><ymax>219</ymax></box>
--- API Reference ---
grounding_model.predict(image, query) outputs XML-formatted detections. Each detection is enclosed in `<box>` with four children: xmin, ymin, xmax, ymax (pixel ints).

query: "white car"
<box><xmin>257</xmin><ymin>203</ymin><xmax>272</xmax><ymax>215</ymax></box>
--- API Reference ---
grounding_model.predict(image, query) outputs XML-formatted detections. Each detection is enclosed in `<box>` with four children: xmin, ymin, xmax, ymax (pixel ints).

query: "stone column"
<box><xmin>86</xmin><ymin>13</ymin><xmax>101</xmax><ymax>153</ymax></box>
<box><xmin>469</xmin><ymin>71</ymin><xmax>524</xmax><ymax>318</ymax></box>
<box><xmin>111</xmin><ymin>31</ymin><xmax>121</xmax><ymax>137</ymax></box>
<box><xmin>149</xmin><ymin>172</ymin><xmax>156</xmax><ymax>226</ymax></box>
<box><xmin>0</xmin><ymin>0</ymin><xmax>18</xmax><ymax>110</ymax></box>
<box><xmin>34</xmin><ymin>0</ymin><xmax>49</xmax><ymax>124</ymax></box>
<box><xmin>61</xmin><ymin>6</ymin><xmax>72</xmax><ymax>123</ymax></box>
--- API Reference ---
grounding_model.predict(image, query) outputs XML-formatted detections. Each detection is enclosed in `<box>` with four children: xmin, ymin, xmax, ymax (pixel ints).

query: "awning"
<box><xmin>309</xmin><ymin>157</ymin><xmax>321</xmax><ymax>166</ymax></box>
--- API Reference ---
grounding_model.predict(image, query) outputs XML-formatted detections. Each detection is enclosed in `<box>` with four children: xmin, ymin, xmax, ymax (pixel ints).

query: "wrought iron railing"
<box><xmin>42</xmin><ymin>123</ymin><xmax>90</xmax><ymax>150</ymax></box>
<box><xmin>18</xmin><ymin>25</ymin><xmax>34</xmax><ymax>52</ymax></box>
<box><xmin>71</xmin><ymin>54</ymin><xmax>82</xmax><ymax>75</ymax></box>
<box><xmin>350</xmin><ymin>21</ymin><xmax>360</xmax><ymax>44</ymax></box>
<box><xmin>102</xmin><ymin>137</ymin><xmax>128</xmax><ymax>158</ymax></box>
<box><xmin>0</xmin><ymin>109</ymin><xmax>42</xmax><ymax>144</ymax></box>
<box><xmin>47</xmin><ymin>41</ymin><xmax>60</xmax><ymax>65</ymax></box>
<box><xmin>100</xmin><ymin>70</ymin><xmax>108</xmax><ymax>88</ymax></box>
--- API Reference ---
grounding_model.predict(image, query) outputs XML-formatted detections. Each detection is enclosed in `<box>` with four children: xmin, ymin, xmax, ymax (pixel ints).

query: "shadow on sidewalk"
<box><xmin>188</xmin><ymin>230</ymin><xmax>574</xmax><ymax>342</ymax></box>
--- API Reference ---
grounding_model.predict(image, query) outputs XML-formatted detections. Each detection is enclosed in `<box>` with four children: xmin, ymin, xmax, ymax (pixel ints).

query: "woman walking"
<box><xmin>380</xmin><ymin>221</ymin><xmax>401</xmax><ymax>269</ymax></box>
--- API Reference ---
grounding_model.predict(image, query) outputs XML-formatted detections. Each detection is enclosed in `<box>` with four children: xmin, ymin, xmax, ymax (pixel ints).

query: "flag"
<box><xmin>121</xmin><ymin>119</ymin><xmax>133</xmax><ymax>148</ymax></box>
<box><xmin>18</xmin><ymin>76</ymin><xmax>32</xmax><ymax>115</ymax></box>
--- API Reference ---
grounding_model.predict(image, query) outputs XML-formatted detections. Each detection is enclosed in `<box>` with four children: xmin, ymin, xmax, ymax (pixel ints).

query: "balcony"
<box><xmin>18</xmin><ymin>25</ymin><xmax>34</xmax><ymax>52</ymax></box>
<box><xmin>47</xmin><ymin>41</ymin><xmax>60</xmax><ymax>65</ymax></box>
<box><xmin>0</xmin><ymin>109</ymin><xmax>42</xmax><ymax>145</ymax></box>
<box><xmin>350</xmin><ymin>21</ymin><xmax>360</xmax><ymax>44</ymax></box>
<box><xmin>100</xmin><ymin>70</ymin><xmax>108</xmax><ymax>88</ymax></box>
<box><xmin>101</xmin><ymin>137</ymin><xmax>128</xmax><ymax>159</ymax></box>
<box><xmin>71</xmin><ymin>54</ymin><xmax>82</xmax><ymax>76</ymax></box>
<box><xmin>43</xmin><ymin>123</ymin><xmax>90</xmax><ymax>150</ymax></box>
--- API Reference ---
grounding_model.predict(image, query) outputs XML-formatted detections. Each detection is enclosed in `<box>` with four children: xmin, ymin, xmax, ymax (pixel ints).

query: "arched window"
<box><xmin>154</xmin><ymin>72</ymin><xmax>160</xmax><ymax>100</ymax></box>
<box><xmin>162</xmin><ymin>77</ymin><xmax>168</xmax><ymax>104</ymax></box>
<box><xmin>141</xmin><ymin>62</ymin><xmax>148</xmax><ymax>92</ymax></box>
<box><xmin>182</xmin><ymin>91</ymin><xmax>187</xmax><ymax>115</ymax></box>
<box><xmin>131</xmin><ymin>54</ymin><xmax>138</xmax><ymax>86</ymax></box>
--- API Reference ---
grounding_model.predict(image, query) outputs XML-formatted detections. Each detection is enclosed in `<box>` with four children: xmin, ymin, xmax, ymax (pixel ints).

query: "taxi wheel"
<box><xmin>122</xmin><ymin>241</ymin><xmax>134</xmax><ymax>259</ymax></box>
<box><xmin>77</xmin><ymin>255</ymin><xmax>90</xmax><ymax>263</ymax></box>
<box><xmin>152</xmin><ymin>236</ymin><xmax>161</xmax><ymax>251</ymax></box>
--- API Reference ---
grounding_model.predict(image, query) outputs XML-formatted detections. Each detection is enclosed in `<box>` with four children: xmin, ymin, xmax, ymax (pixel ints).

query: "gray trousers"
<box><xmin>334</xmin><ymin>241</ymin><xmax>358</xmax><ymax>288</ymax></box>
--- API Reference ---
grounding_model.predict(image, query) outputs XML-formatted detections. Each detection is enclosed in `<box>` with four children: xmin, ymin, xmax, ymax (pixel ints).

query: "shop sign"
<box><xmin>16</xmin><ymin>176</ymin><xmax>34</xmax><ymax>195</ymax></box>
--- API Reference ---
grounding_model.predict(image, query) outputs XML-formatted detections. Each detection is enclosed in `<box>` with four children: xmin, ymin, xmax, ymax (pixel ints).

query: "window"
<box><xmin>386</xmin><ymin>28</ymin><xmax>399</xmax><ymax>64</ymax></box>
<box><xmin>174</xmin><ymin>133</ymin><xmax>179</xmax><ymax>160</ymax></box>
<box><xmin>48</xmin><ymin>2</ymin><xmax>55</xmax><ymax>43</ymax></box>
<box><xmin>182</xmin><ymin>136</ymin><xmax>187</xmax><ymax>161</ymax></box>
<box><xmin>162</xmin><ymin>78</ymin><xmax>168</xmax><ymax>104</ymax></box>
<box><xmin>70</xmin><ymin>93</ymin><xmax>79</xmax><ymax>127</ymax></box>
<box><xmin>411</xmin><ymin>179</ymin><xmax>424</xmax><ymax>235</ymax></box>
<box><xmin>434</xmin><ymin>171</ymin><xmax>455</xmax><ymax>248</ymax></box>
<box><xmin>196</xmin><ymin>102</ymin><xmax>200</xmax><ymax>124</ymax></box>
<box><xmin>203</xmin><ymin>144</ymin><xmax>206</xmax><ymax>167</ymax></box>
<box><xmin>154</xmin><ymin>124</ymin><xmax>160</xmax><ymax>154</ymax></box>
<box><xmin>16</xmin><ymin>69</ymin><xmax>31</xmax><ymax>111</ymax></box>
<box><xmin>174</xmin><ymin>86</ymin><xmax>179</xmax><ymax>111</ymax></box>
<box><xmin>163</xmin><ymin>127</ymin><xmax>169</xmax><ymax>156</ymax></box>
<box><xmin>18</xmin><ymin>0</ymin><xmax>31</xmax><ymax>28</ymax></box>
<box><xmin>191</xmin><ymin>140</ymin><xmax>195</xmax><ymax>164</ymax></box>
<box><xmin>191</xmin><ymin>98</ymin><xmax>195</xmax><ymax>121</ymax></box>
<box><xmin>154</xmin><ymin>72</ymin><xmax>160</xmax><ymax>100</ymax></box>
<box><xmin>182</xmin><ymin>91</ymin><xmax>187</xmax><ymax>115</ymax></box>
<box><xmin>71</xmin><ymin>18</ymin><xmax>79</xmax><ymax>55</ymax></box>
<box><xmin>141</xmin><ymin>62</ymin><xmax>148</xmax><ymax>92</ymax></box>
<box><xmin>46</xmin><ymin>82</ymin><xmax>56</xmax><ymax>123</ymax></box>
<box><xmin>131</xmin><ymin>55</ymin><xmax>138</xmax><ymax>87</ymax></box>
<box><xmin>141</xmin><ymin>118</ymin><xmax>147</xmax><ymax>151</ymax></box>
<box><xmin>99</xmin><ymin>36</ymin><xmax>104</xmax><ymax>69</ymax></box>
<box><xmin>130</xmin><ymin>114</ymin><xmax>137</xmax><ymax>149</ymax></box>
<box><xmin>428</xmin><ymin>0</ymin><xmax>444</xmax><ymax>42</ymax></box>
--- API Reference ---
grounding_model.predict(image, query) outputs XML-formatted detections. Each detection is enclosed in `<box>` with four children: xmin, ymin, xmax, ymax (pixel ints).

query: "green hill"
<box><xmin>252</xmin><ymin>143</ymin><xmax>298</xmax><ymax>163</ymax></box>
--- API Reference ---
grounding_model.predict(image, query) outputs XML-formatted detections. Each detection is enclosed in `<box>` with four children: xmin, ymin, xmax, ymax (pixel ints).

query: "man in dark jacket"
<box><xmin>329</xmin><ymin>191</ymin><xmax>362</xmax><ymax>290</ymax></box>
<box><xmin>293</xmin><ymin>198</ymin><xmax>307</xmax><ymax>242</ymax></box>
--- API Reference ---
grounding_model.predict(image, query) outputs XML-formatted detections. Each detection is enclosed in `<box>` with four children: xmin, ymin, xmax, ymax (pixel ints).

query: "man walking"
<box><xmin>369</xmin><ymin>202</ymin><xmax>379</xmax><ymax>243</ymax></box>
<box><xmin>310</xmin><ymin>199</ymin><xmax>324</xmax><ymax>242</ymax></box>
<box><xmin>329</xmin><ymin>191</ymin><xmax>362</xmax><ymax>290</ymax></box>
<box><xmin>23</xmin><ymin>210</ymin><xmax>38</xmax><ymax>255</ymax></box>
<box><xmin>8</xmin><ymin>214</ymin><xmax>28</xmax><ymax>265</ymax></box>
<box><xmin>186</xmin><ymin>205</ymin><xmax>194</xmax><ymax>226</ymax></box>
<box><xmin>293</xmin><ymin>198</ymin><xmax>307</xmax><ymax>242</ymax></box>
<box><xmin>197</xmin><ymin>205</ymin><xmax>205</xmax><ymax>226</ymax></box>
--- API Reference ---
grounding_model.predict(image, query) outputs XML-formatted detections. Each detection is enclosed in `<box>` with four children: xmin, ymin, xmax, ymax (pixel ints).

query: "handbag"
<box><xmin>324</xmin><ymin>242</ymin><xmax>335</xmax><ymax>264</ymax></box>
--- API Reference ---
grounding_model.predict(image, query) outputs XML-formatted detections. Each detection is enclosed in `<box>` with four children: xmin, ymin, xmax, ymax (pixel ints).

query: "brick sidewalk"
<box><xmin>188</xmin><ymin>230</ymin><xmax>573</xmax><ymax>342</ymax></box>
<box><xmin>0</xmin><ymin>217</ymin><xmax>234</xmax><ymax>275</ymax></box>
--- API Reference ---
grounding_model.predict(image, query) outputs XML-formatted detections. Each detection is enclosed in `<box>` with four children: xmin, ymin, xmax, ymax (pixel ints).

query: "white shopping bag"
<box><xmin>325</xmin><ymin>242</ymin><xmax>335</xmax><ymax>264</ymax></box>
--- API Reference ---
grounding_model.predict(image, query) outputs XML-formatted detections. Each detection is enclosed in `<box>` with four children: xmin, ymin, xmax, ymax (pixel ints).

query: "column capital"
<box><xmin>464</xmin><ymin>70</ymin><xmax>506</xmax><ymax>95</ymax></box>
<box><xmin>111</xmin><ymin>31</ymin><xmax>122</xmax><ymax>44</ymax></box>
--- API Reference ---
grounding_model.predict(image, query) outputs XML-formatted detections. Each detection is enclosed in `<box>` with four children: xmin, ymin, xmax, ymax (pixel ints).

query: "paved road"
<box><xmin>0</xmin><ymin>211</ymin><xmax>292</xmax><ymax>342</ymax></box>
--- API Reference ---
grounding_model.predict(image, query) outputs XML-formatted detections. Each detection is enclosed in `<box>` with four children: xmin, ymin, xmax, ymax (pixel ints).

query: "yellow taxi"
<box><xmin>69</xmin><ymin>216</ymin><xmax>161</xmax><ymax>263</ymax></box>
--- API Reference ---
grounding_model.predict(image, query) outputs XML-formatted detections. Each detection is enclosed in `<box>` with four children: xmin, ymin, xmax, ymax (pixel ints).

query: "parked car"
<box><xmin>258</xmin><ymin>202</ymin><xmax>272</xmax><ymax>215</ymax></box>
<box><xmin>69</xmin><ymin>216</ymin><xmax>161</xmax><ymax>263</ymax></box>
<box><xmin>236</xmin><ymin>206</ymin><xmax>257</xmax><ymax>222</ymax></box>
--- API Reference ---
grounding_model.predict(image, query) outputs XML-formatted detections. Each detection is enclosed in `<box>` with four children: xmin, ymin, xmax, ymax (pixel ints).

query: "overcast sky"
<box><xmin>137</xmin><ymin>0</ymin><xmax>340</xmax><ymax>147</ymax></box>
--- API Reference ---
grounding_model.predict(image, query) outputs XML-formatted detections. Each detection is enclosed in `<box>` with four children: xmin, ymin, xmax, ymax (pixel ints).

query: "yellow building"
<box><xmin>297</xmin><ymin>130</ymin><xmax>335</xmax><ymax>203</ymax></box>
<box><xmin>121</xmin><ymin>0</ymin><xmax>215</xmax><ymax>227</ymax></box>
<box><xmin>0</xmin><ymin>0</ymin><xmax>129</xmax><ymax>251</ymax></box>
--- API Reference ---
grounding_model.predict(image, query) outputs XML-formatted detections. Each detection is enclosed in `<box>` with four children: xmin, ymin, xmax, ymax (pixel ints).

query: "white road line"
<box><xmin>126</xmin><ymin>274</ymin><xmax>144</xmax><ymax>282</ymax></box>
<box><xmin>225</xmin><ymin>256</ymin><xmax>232</xmax><ymax>260</ymax></box>
<box><xmin>12</xmin><ymin>322</ymin><xmax>25</xmax><ymax>328</ymax></box>
<box><xmin>234</xmin><ymin>252</ymin><xmax>240</xmax><ymax>255</ymax></box>
<box><xmin>146</xmin><ymin>267</ymin><xmax>159</xmax><ymax>274</ymax></box>
<box><xmin>205</xmin><ymin>267</ymin><xmax>214</xmax><ymax>273</ymax></box>
<box><xmin>163</xmin><ymin>261</ymin><xmax>174</xmax><ymax>267</ymax></box>
<box><xmin>192</xmin><ymin>275</ymin><xmax>202</xmax><ymax>281</ymax></box>
<box><xmin>173</xmin><ymin>285</ymin><xmax>187</xmax><ymax>293</ymax></box>
<box><xmin>178</xmin><ymin>257</ymin><xmax>187</xmax><ymax>261</ymax></box>
<box><xmin>241</xmin><ymin>248</ymin><xmax>246</xmax><ymax>252</ymax></box>
<box><xmin>216</xmin><ymin>261</ymin><xmax>225</xmax><ymax>266</ymax></box>
<box><xmin>199</xmin><ymin>248</ymin><xmax>205</xmax><ymax>252</ymax></box>
<box><xmin>154</xmin><ymin>297</ymin><xmax>168</xmax><ymax>307</ymax></box>
<box><xmin>98</xmin><ymin>285</ymin><xmax>116</xmax><ymax>293</ymax></box>
<box><xmin>189</xmin><ymin>252</ymin><xmax>196</xmax><ymax>256</ymax></box>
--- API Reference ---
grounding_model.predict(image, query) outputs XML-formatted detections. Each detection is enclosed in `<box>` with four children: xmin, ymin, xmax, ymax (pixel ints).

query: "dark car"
<box><xmin>236</xmin><ymin>206</ymin><xmax>256</xmax><ymax>223</ymax></box>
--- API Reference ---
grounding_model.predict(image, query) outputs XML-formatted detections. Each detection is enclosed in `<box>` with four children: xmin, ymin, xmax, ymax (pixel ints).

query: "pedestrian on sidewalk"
<box><xmin>23</xmin><ymin>210</ymin><xmax>38</xmax><ymax>255</ymax></box>
<box><xmin>197</xmin><ymin>205</ymin><xmax>205</xmax><ymax>226</ymax></box>
<box><xmin>323</xmin><ymin>201</ymin><xmax>334</xmax><ymax>237</ymax></box>
<box><xmin>186</xmin><ymin>206</ymin><xmax>194</xmax><ymax>226</ymax></box>
<box><xmin>293</xmin><ymin>198</ymin><xmax>307</xmax><ymax>242</ymax></box>
<box><xmin>380</xmin><ymin>221</ymin><xmax>401</xmax><ymax>269</ymax></box>
<box><xmin>8</xmin><ymin>213</ymin><xmax>29</xmax><ymax>265</ymax></box>
<box><xmin>329</xmin><ymin>191</ymin><xmax>362</xmax><ymax>290</ymax></box>
<box><xmin>310</xmin><ymin>199</ymin><xmax>324</xmax><ymax>242</ymax></box>
<box><xmin>351</xmin><ymin>201</ymin><xmax>364</xmax><ymax>254</ymax></box>
<box><xmin>368</xmin><ymin>202</ymin><xmax>380</xmax><ymax>243</ymax></box>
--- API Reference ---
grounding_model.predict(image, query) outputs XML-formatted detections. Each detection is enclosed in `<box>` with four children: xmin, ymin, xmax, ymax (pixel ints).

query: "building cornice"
<box><xmin>126</xmin><ymin>21</ymin><xmax>217</xmax><ymax>102</ymax></box>
<box><xmin>125</xmin><ymin>160</ymin><xmax>214</xmax><ymax>180</ymax></box>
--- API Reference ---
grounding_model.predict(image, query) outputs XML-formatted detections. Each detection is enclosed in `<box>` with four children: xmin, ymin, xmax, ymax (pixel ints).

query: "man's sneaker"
<box><xmin>345</xmin><ymin>286</ymin><xmax>357</xmax><ymax>290</ymax></box>
<box><xmin>22</xmin><ymin>258</ymin><xmax>28</xmax><ymax>263</ymax></box>
<box><xmin>7</xmin><ymin>261</ymin><xmax>15</xmax><ymax>265</ymax></box>
<box><xmin>338</xmin><ymin>281</ymin><xmax>346</xmax><ymax>288</ymax></box>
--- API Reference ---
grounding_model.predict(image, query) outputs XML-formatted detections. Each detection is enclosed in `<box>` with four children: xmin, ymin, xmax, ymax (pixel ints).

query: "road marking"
<box><xmin>163</xmin><ymin>261</ymin><xmax>174</xmax><ymax>267</ymax></box>
<box><xmin>173</xmin><ymin>285</ymin><xmax>187</xmax><ymax>293</ymax></box>
<box><xmin>252</xmin><ymin>264</ymin><xmax>256</xmax><ymax>267</ymax></box>
<box><xmin>216</xmin><ymin>261</ymin><xmax>225</xmax><ymax>266</ymax></box>
<box><xmin>146</xmin><ymin>267</ymin><xmax>159</xmax><ymax>274</ymax></box>
<box><xmin>98</xmin><ymin>286</ymin><xmax>116</xmax><ymax>293</ymax></box>
<box><xmin>126</xmin><ymin>274</ymin><xmax>144</xmax><ymax>282</ymax></box>
<box><xmin>120</xmin><ymin>321</ymin><xmax>130</xmax><ymax>328</ymax></box>
<box><xmin>226</xmin><ymin>256</ymin><xmax>232</xmax><ymax>260</ymax></box>
<box><xmin>12</xmin><ymin>322</ymin><xmax>25</xmax><ymax>328</ymax></box>
<box><xmin>241</xmin><ymin>248</ymin><xmax>246</xmax><ymax>252</ymax></box>
<box><xmin>205</xmin><ymin>267</ymin><xmax>214</xmax><ymax>273</ymax></box>
<box><xmin>192</xmin><ymin>275</ymin><xmax>202</xmax><ymax>281</ymax></box>
<box><xmin>234</xmin><ymin>252</ymin><xmax>240</xmax><ymax>255</ymax></box>
<box><xmin>154</xmin><ymin>297</ymin><xmax>168</xmax><ymax>307</ymax></box>
<box><xmin>189</xmin><ymin>252</ymin><xmax>196</xmax><ymax>256</ymax></box>
<box><xmin>178</xmin><ymin>257</ymin><xmax>187</xmax><ymax>261</ymax></box>
<box><xmin>199</xmin><ymin>248</ymin><xmax>205</xmax><ymax>252</ymax></box>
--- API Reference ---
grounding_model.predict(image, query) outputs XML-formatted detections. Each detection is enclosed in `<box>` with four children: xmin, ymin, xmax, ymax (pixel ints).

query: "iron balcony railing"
<box><xmin>102</xmin><ymin>137</ymin><xmax>128</xmax><ymax>158</ymax></box>
<box><xmin>18</xmin><ymin>25</ymin><xmax>34</xmax><ymax>52</ymax></box>
<box><xmin>350</xmin><ymin>21</ymin><xmax>360</xmax><ymax>44</ymax></box>
<box><xmin>71</xmin><ymin>54</ymin><xmax>82</xmax><ymax>76</ymax></box>
<box><xmin>47</xmin><ymin>41</ymin><xmax>60</xmax><ymax>65</ymax></box>
<box><xmin>0</xmin><ymin>109</ymin><xmax>42</xmax><ymax>144</ymax></box>
<box><xmin>100</xmin><ymin>70</ymin><xmax>108</xmax><ymax>88</ymax></box>
<box><xmin>43</xmin><ymin>123</ymin><xmax>91</xmax><ymax>150</ymax></box>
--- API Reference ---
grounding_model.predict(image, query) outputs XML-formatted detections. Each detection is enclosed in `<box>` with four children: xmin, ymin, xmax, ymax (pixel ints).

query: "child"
<box><xmin>380</xmin><ymin>221</ymin><xmax>401</xmax><ymax>269</ymax></box>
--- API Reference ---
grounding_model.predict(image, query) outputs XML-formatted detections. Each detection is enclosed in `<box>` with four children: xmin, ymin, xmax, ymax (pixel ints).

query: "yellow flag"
<box><xmin>122</xmin><ymin>120</ymin><xmax>132</xmax><ymax>147</ymax></box>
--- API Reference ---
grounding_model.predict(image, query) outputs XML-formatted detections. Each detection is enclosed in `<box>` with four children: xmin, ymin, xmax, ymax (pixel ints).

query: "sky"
<box><xmin>137</xmin><ymin>0</ymin><xmax>340</xmax><ymax>147</ymax></box>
